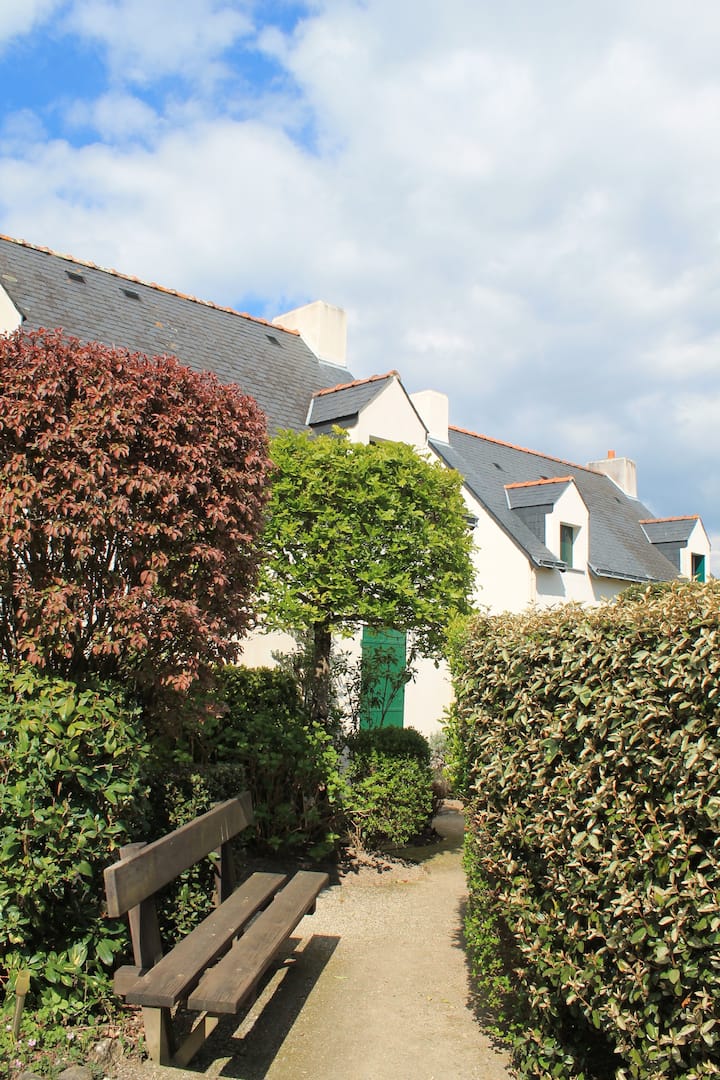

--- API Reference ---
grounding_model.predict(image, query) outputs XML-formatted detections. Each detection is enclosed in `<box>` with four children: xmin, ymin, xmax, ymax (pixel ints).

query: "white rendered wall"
<box><xmin>536</xmin><ymin>484</ymin><xmax>593</xmax><ymax>606</ymax></box>
<box><xmin>0</xmin><ymin>285</ymin><xmax>22</xmax><ymax>333</ymax></box>
<box><xmin>348</xmin><ymin>378</ymin><xmax>427</xmax><ymax>450</ymax></box>
<box><xmin>679</xmin><ymin>519</ymin><xmax>712</xmax><ymax>578</ymax></box>
<box><xmin>238</xmin><ymin>629</ymin><xmax>298</xmax><ymax>668</ymax></box>
<box><xmin>469</xmin><ymin>496</ymin><xmax>536</xmax><ymax>613</ymax></box>
<box><xmin>404</xmin><ymin>655</ymin><xmax>453</xmax><ymax>737</ymax></box>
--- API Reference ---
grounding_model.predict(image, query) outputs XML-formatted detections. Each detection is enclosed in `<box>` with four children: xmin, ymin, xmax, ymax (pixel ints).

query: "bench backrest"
<box><xmin>104</xmin><ymin>794</ymin><xmax>254</xmax><ymax>917</ymax></box>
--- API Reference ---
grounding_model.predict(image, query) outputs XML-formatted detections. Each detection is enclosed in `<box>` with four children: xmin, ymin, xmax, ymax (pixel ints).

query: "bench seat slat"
<box><xmin>187</xmin><ymin>870</ymin><xmax>329</xmax><ymax>1014</ymax></box>
<box><xmin>122</xmin><ymin>872</ymin><xmax>287</xmax><ymax>1007</ymax></box>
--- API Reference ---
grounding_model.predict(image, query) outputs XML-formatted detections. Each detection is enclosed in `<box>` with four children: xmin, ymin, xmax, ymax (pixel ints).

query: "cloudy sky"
<box><xmin>1</xmin><ymin>1</ymin><xmax>719</xmax><ymax>569</ymax></box>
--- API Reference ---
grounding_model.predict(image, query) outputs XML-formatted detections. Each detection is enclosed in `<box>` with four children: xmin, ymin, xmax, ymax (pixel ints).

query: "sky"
<box><xmin>0</xmin><ymin>0</ymin><xmax>719</xmax><ymax>572</ymax></box>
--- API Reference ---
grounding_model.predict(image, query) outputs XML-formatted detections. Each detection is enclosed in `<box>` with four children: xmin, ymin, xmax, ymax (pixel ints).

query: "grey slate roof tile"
<box><xmin>505</xmin><ymin>478</ymin><xmax>573</xmax><ymax>509</ymax></box>
<box><xmin>0</xmin><ymin>235</ymin><xmax>349</xmax><ymax>433</ymax></box>
<box><xmin>430</xmin><ymin>427</ymin><xmax>680</xmax><ymax>583</ymax></box>
<box><xmin>640</xmin><ymin>517</ymin><xmax>698</xmax><ymax>545</ymax></box>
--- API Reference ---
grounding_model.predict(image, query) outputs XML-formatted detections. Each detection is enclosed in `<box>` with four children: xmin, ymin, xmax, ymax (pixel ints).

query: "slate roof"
<box><xmin>430</xmin><ymin>427</ymin><xmax>680</xmax><ymax>583</ymax></box>
<box><xmin>307</xmin><ymin>372</ymin><xmax>397</xmax><ymax>428</ymax></box>
<box><xmin>640</xmin><ymin>516</ymin><xmax>699</xmax><ymax>545</ymax></box>
<box><xmin>0</xmin><ymin>235</ymin><xmax>348</xmax><ymax>433</ymax></box>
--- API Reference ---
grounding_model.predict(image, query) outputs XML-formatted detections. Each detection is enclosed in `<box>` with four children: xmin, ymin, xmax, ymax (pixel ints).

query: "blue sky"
<box><xmin>1</xmin><ymin>0</ymin><xmax>719</xmax><ymax>570</ymax></box>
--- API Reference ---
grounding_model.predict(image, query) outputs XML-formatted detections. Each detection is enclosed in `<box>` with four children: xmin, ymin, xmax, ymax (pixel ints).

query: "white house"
<box><xmin>0</xmin><ymin>235</ymin><xmax>710</xmax><ymax>735</ymax></box>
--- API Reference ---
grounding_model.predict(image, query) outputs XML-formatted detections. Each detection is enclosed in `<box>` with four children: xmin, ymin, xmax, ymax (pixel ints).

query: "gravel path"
<box><xmin>110</xmin><ymin>808</ymin><xmax>513</xmax><ymax>1080</ymax></box>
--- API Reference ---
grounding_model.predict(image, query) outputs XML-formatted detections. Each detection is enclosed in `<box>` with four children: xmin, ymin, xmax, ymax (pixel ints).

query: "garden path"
<box><xmin>110</xmin><ymin>805</ymin><xmax>513</xmax><ymax>1080</ymax></box>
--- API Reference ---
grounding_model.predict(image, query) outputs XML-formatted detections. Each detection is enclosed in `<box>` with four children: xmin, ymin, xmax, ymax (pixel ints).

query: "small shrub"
<box><xmin>343</xmin><ymin>727</ymin><xmax>434</xmax><ymax>848</ymax></box>
<box><xmin>346</xmin><ymin>725</ymin><xmax>431</xmax><ymax>767</ymax></box>
<box><xmin>0</xmin><ymin>665</ymin><xmax>148</xmax><ymax>1025</ymax></box>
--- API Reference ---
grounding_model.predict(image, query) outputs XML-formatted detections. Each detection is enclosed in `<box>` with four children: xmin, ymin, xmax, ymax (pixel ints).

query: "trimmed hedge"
<box><xmin>449</xmin><ymin>582</ymin><xmax>720</xmax><ymax>1079</ymax></box>
<box><xmin>344</xmin><ymin>726</ymin><xmax>434</xmax><ymax>848</ymax></box>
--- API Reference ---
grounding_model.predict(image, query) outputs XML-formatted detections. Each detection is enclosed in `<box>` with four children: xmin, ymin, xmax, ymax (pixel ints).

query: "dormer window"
<box><xmin>560</xmin><ymin>524</ymin><xmax>575</xmax><ymax>568</ymax></box>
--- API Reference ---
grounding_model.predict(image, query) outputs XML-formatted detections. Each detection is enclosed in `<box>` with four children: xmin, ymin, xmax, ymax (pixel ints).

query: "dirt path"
<box><xmin>111</xmin><ymin>808</ymin><xmax>513</xmax><ymax>1080</ymax></box>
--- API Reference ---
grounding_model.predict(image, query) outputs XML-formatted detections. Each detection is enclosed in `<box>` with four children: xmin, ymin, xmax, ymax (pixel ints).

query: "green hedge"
<box><xmin>449</xmin><ymin>582</ymin><xmax>720</xmax><ymax>1079</ymax></box>
<box><xmin>344</xmin><ymin>727</ymin><xmax>434</xmax><ymax>848</ymax></box>
<box><xmin>0</xmin><ymin>665</ymin><xmax>148</xmax><ymax>1023</ymax></box>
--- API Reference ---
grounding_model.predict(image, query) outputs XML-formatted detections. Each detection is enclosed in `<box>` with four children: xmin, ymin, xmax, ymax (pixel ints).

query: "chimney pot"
<box><xmin>608</xmin><ymin>449</ymin><xmax>616</xmax><ymax>459</ymax></box>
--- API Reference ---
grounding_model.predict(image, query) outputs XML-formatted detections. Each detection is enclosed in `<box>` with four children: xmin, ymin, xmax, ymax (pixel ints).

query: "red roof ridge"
<box><xmin>449</xmin><ymin>424</ymin><xmax>595</xmax><ymax>473</ymax></box>
<box><xmin>505</xmin><ymin>476</ymin><xmax>575</xmax><ymax>490</ymax></box>
<box><xmin>0</xmin><ymin>233</ymin><xmax>301</xmax><ymax>336</ymax></box>
<box><xmin>639</xmin><ymin>515</ymin><xmax>699</xmax><ymax>524</ymax></box>
<box><xmin>312</xmin><ymin>371</ymin><xmax>399</xmax><ymax>398</ymax></box>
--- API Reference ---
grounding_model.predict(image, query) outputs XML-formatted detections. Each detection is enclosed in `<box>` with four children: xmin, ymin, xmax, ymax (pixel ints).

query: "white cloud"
<box><xmin>64</xmin><ymin>0</ymin><xmax>254</xmax><ymax>87</ymax></box>
<box><xmin>1</xmin><ymin>0</ymin><xmax>720</xmax><ymax>544</ymax></box>
<box><xmin>64</xmin><ymin>91</ymin><xmax>162</xmax><ymax>141</ymax></box>
<box><xmin>0</xmin><ymin>0</ymin><xmax>62</xmax><ymax>49</ymax></box>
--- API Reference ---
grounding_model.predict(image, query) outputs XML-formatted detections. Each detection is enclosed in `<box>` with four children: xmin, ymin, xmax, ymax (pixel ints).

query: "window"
<box><xmin>560</xmin><ymin>524</ymin><xmax>575</xmax><ymax>568</ymax></box>
<box><xmin>692</xmin><ymin>553</ymin><xmax>706</xmax><ymax>583</ymax></box>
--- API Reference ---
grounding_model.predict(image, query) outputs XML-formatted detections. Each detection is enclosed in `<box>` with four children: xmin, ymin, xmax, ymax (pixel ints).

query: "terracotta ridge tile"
<box><xmin>639</xmin><ymin>515</ymin><xmax>699</xmax><ymax>524</ymax></box>
<box><xmin>505</xmin><ymin>476</ymin><xmax>575</xmax><ymax>489</ymax></box>
<box><xmin>0</xmin><ymin>233</ymin><xmax>300</xmax><ymax>336</ymax></box>
<box><xmin>312</xmin><ymin>371</ymin><xmax>399</xmax><ymax>398</ymax></box>
<box><xmin>449</xmin><ymin>424</ymin><xmax>595</xmax><ymax>473</ymax></box>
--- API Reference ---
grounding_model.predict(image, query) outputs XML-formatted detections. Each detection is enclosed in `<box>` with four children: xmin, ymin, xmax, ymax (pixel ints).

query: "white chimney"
<box><xmin>586</xmin><ymin>450</ymin><xmax>638</xmax><ymax>498</ymax></box>
<box><xmin>410</xmin><ymin>390</ymin><xmax>449</xmax><ymax>443</ymax></box>
<box><xmin>273</xmin><ymin>300</ymin><xmax>347</xmax><ymax>367</ymax></box>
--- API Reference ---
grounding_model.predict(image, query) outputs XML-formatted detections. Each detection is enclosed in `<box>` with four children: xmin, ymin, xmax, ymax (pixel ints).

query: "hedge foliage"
<box><xmin>0</xmin><ymin>665</ymin><xmax>148</xmax><ymax>1022</ymax></box>
<box><xmin>449</xmin><ymin>582</ymin><xmax>720</xmax><ymax>1079</ymax></box>
<box><xmin>344</xmin><ymin>726</ymin><xmax>435</xmax><ymax>848</ymax></box>
<box><xmin>174</xmin><ymin>666</ymin><xmax>343</xmax><ymax>857</ymax></box>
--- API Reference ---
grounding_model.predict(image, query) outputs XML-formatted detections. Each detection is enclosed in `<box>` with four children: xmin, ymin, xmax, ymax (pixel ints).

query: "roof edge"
<box><xmin>450</xmin><ymin>424</ymin><xmax>599</xmax><ymax>476</ymax></box>
<box><xmin>505</xmin><ymin>476</ymin><xmax>575</xmax><ymax>490</ymax></box>
<box><xmin>311</xmin><ymin>371</ymin><xmax>400</xmax><ymax>399</ymax></box>
<box><xmin>0</xmin><ymin>233</ymin><xmax>300</xmax><ymax>337</ymax></box>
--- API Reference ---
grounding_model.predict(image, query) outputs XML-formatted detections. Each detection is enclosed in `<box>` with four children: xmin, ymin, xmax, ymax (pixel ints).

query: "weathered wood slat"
<box><xmin>104</xmin><ymin>795</ymin><xmax>254</xmax><ymax>917</ymax></box>
<box><xmin>122</xmin><ymin>872</ymin><xmax>287</xmax><ymax>1007</ymax></box>
<box><xmin>187</xmin><ymin>870</ymin><xmax>329</xmax><ymax>1014</ymax></box>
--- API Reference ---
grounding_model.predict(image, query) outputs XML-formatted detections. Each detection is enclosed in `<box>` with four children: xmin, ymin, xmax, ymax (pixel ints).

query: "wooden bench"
<box><xmin>104</xmin><ymin>793</ymin><xmax>329</xmax><ymax>1067</ymax></box>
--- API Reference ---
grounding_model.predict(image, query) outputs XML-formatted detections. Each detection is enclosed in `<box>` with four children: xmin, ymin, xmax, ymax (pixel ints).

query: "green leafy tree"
<box><xmin>0</xmin><ymin>329</ymin><xmax>269</xmax><ymax>696</ymax></box>
<box><xmin>259</xmin><ymin>430</ymin><xmax>474</xmax><ymax>724</ymax></box>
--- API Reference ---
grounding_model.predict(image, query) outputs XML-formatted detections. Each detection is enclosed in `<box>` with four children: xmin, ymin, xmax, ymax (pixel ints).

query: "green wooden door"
<box><xmin>360</xmin><ymin>627</ymin><xmax>407</xmax><ymax>729</ymax></box>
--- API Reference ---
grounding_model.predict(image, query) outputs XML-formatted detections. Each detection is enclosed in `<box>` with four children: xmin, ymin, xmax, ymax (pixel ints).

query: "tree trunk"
<box><xmin>310</xmin><ymin>621</ymin><xmax>332</xmax><ymax>727</ymax></box>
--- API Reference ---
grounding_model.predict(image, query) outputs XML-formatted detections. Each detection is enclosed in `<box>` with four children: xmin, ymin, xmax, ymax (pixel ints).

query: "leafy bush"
<box><xmin>448</xmin><ymin>581</ymin><xmax>720</xmax><ymax>1079</ymax></box>
<box><xmin>0</xmin><ymin>328</ymin><xmax>269</xmax><ymax>695</ymax></box>
<box><xmin>0</xmin><ymin>665</ymin><xmax>148</xmax><ymax>1024</ymax></box>
<box><xmin>175</xmin><ymin>666</ymin><xmax>343</xmax><ymax>857</ymax></box>
<box><xmin>344</xmin><ymin>727</ymin><xmax>434</xmax><ymax>848</ymax></box>
<box><xmin>347</xmin><ymin>725</ymin><xmax>431</xmax><ymax>767</ymax></box>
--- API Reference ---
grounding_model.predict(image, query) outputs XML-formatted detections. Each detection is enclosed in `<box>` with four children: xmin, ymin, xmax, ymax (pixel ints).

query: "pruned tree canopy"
<box><xmin>259</xmin><ymin>430</ymin><xmax>474</xmax><ymax>722</ymax></box>
<box><xmin>0</xmin><ymin>329</ymin><xmax>269</xmax><ymax>691</ymax></box>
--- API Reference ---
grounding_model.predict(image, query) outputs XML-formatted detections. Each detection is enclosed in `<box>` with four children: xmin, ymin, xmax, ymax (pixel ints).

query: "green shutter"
<box><xmin>360</xmin><ymin>627</ymin><xmax>407</xmax><ymax>729</ymax></box>
<box><xmin>692</xmin><ymin>553</ymin><xmax>706</xmax><ymax>583</ymax></box>
<box><xmin>560</xmin><ymin>524</ymin><xmax>574</xmax><ymax>568</ymax></box>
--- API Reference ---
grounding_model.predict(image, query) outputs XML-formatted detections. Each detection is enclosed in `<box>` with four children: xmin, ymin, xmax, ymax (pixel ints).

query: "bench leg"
<box><xmin>174</xmin><ymin>1013</ymin><xmax>219</xmax><ymax>1069</ymax></box>
<box><xmin>142</xmin><ymin>1005</ymin><xmax>175</xmax><ymax>1065</ymax></box>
